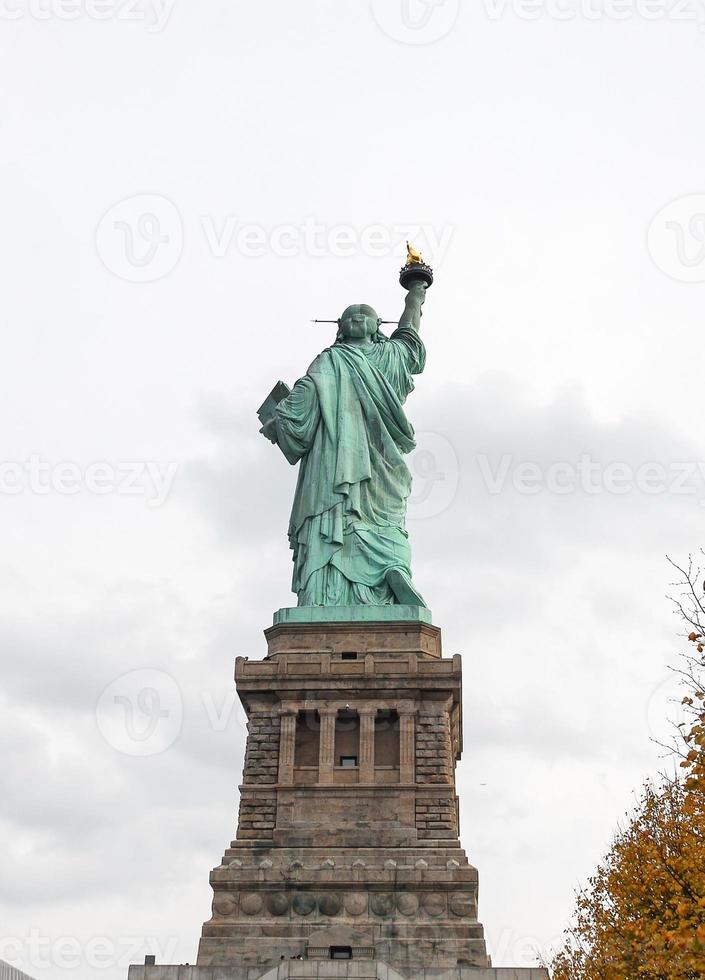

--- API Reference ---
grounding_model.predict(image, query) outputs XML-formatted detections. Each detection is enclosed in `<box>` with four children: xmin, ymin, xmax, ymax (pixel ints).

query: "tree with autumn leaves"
<box><xmin>550</xmin><ymin>556</ymin><xmax>705</xmax><ymax>979</ymax></box>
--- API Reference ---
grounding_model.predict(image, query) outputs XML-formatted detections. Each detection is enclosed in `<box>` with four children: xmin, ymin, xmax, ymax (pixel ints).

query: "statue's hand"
<box><xmin>260</xmin><ymin>417</ymin><xmax>278</xmax><ymax>444</ymax></box>
<box><xmin>405</xmin><ymin>279</ymin><xmax>427</xmax><ymax>304</ymax></box>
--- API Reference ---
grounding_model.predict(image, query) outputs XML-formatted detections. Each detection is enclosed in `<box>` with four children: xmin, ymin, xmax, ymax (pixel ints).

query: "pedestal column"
<box><xmin>359</xmin><ymin>707</ymin><xmax>376</xmax><ymax>784</ymax></box>
<box><xmin>399</xmin><ymin>708</ymin><xmax>416</xmax><ymax>784</ymax></box>
<box><xmin>277</xmin><ymin>708</ymin><xmax>297</xmax><ymax>785</ymax></box>
<box><xmin>318</xmin><ymin>707</ymin><xmax>337</xmax><ymax>784</ymax></box>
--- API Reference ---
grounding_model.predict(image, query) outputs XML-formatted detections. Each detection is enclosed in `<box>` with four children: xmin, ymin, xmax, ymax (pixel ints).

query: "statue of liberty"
<box><xmin>259</xmin><ymin>248</ymin><xmax>432</xmax><ymax>609</ymax></box>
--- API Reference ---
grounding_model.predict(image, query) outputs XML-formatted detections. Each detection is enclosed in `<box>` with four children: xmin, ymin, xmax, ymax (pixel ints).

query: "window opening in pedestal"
<box><xmin>294</xmin><ymin>710</ymin><xmax>320</xmax><ymax>768</ymax></box>
<box><xmin>334</xmin><ymin>709</ymin><xmax>360</xmax><ymax>767</ymax></box>
<box><xmin>374</xmin><ymin>708</ymin><xmax>400</xmax><ymax>767</ymax></box>
<box><xmin>330</xmin><ymin>946</ymin><xmax>353</xmax><ymax>959</ymax></box>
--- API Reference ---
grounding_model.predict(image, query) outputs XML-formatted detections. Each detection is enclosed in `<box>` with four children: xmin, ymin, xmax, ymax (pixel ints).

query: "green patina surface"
<box><xmin>260</xmin><ymin>276</ymin><xmax>430</xmax><ymax>614</ymax></box>
<box><xmin>272</xmin><ymin>604</ymin><xmax>433</xmax><ymax>626</ymax></box>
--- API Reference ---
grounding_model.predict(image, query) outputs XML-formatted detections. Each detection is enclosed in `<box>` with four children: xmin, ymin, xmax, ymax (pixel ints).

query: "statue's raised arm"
<box><xmin>397</xmin><ymin>241</ymin><xmax>434</xmax><ymax>333</ymax></box>
<box><xmin>398</xmin><ymin>278</ymin><xmax>427</xmax><ymax>333</ymax></box>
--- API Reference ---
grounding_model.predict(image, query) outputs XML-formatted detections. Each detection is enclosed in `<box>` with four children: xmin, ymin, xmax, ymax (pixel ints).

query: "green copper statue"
<box><xmin>260</xmin><ymin>249</ymin><xmax>432</xmax><ymax>609</ymax></box>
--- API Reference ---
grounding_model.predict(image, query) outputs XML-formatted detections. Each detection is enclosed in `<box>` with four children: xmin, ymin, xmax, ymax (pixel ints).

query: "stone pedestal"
<box><xmin>193</xmin><ymin>619</ymin><xmax>529</xmax><ymax>977</ymax></box>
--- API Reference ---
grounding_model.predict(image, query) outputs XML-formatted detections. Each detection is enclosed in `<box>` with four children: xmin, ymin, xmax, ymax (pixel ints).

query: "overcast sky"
<box><xmin>2</xmin><ymin>1</ymin><xmax>705</xmax><ymax>977</ymax></box>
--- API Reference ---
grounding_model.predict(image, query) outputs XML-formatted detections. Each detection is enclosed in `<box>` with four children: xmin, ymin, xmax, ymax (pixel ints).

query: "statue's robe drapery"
<box><xmin>271</xmin><ymin>326</ymin><xmax>426</xmax><ymax>606</ymax></box>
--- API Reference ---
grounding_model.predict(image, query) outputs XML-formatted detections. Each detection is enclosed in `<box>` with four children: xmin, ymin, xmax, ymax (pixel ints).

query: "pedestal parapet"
<box><xmin>197</xmin><ymin>618</ymin><xmax>491</xmax><ymax>975</ymax></box>
<box><xmin>272</xmin><ymin>605</ymin><xmax>433</xmax><ymax>626</ymax></box>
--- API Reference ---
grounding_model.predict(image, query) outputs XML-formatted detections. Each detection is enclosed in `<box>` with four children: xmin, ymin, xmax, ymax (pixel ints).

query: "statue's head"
<box><xmin>336</xmin><ymin>304</ymin><xmax>382</xmax><ymax>343</ymax></box>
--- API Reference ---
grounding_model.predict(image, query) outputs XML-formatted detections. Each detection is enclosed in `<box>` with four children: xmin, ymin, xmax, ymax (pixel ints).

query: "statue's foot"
<box><xmin>385</xmin><ymin>568</ymin><xmax>426</xmax><ymax>607</ymax></box>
